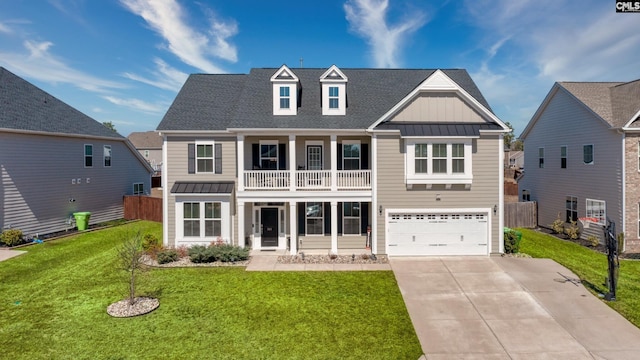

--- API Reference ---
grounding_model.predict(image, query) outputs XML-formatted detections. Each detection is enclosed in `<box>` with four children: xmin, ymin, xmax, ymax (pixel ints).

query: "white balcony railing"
<box><xmin>243</xmin><ymin>170</ymin><xmax>371</xmax><ymax>190</ymax></box>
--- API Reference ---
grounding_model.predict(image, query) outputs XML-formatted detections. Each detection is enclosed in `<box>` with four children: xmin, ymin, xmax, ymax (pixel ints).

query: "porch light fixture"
<box><xmin>378</xmin><ymin>205</ymin><xmax>383</xmax><ymax>216</ymax></box>
<box><xmin>494</xmin><ymin>205</ymin><xmax>497</xmax><ymax>214</ymax></box>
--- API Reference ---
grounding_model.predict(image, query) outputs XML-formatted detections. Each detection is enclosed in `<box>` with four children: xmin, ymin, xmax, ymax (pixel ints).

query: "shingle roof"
<box><xmin>558</xmin><ymin>81</ymin><xmax>640</xmax><ymax>128</ymax></box>
<box><xmin>157</xmin><ymin>68</ymin><xmax>493</xmax><ymax>131</ymax></box>
<box><xmin>170</xmin><ymin>181</ymin><xmax>235</xmax><ymax>194</ymax></box>
<box><xmin>127</xmin><ymin>131</ymin><xmax>163</xmax><ymax>149</ymax></box>
<box><xmin>376</xmin><ymin>122</ymin><xmax>503</xmax><ymax>136</ymax></box>
<box><xmin>0</xmin><ymin>67</ymin><xmax>123</xmax><ymax>138</ymax></box>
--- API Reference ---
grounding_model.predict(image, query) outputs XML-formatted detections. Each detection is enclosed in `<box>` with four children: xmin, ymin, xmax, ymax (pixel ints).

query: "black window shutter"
<box><xmin>337</xmin><ymin>202</ymin><xmax>343</xmax><ymax>235</ymax></box>
<box><xmin>337</xmin><ymin>144</ymin><xmax>343</xmax><ymax>170</ymax></box>
<box><xmin>361</xmin><ymin>143</ymin><xmax>369</xmax><ymax>170</ymax></box>
<box><xmin>324</xmin><ymin>202</ymin><xmax>331</xmax><ymax>235</ymax></box>
<box><xmin>298</xmin><ymin>202</ymin><xmax>305</xmax><ymax>235</ymax></box>
<box><xmin>278</xmin><ymin>143</ymin><xmax>286</xmax><ymax>170</ymax></box>
<box><xmin>214</xmin><ymin>143</ymin><xmax>222</xmax><ymax>174</ymax></box>
<box><xmin>187</xmin><ymin>143</ymin><xmax>195</xmax><ymax>174</ymax></box>
<box><xmin>252</xmin><ymin>144</ymin><xmax>259</xmax><ymax>169</ymax></box>
<box><xmin>360</xmin><ymin>203</ymin><xmax>369</xmax><ymax>235</ymax></box>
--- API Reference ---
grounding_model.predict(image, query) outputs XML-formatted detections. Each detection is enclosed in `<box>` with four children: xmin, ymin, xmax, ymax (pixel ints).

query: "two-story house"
<box><xmin>519</xmin><ymin>80</ymin><xmax>640</xmax><ymax>250</ymax></box>
<box><xmin>128</xmin><ymin>131</ymin><xmax>163</xmax><ymax>175</ymax></box>
<box><xmin>0</xmin><ymin>67</ymin><xmax>153</xmax><ymax>238</ymax></box>
<box><xmin>158</xmin><ymin>65</ymin><xmax>509</xmax><ymax>256</ymax></box>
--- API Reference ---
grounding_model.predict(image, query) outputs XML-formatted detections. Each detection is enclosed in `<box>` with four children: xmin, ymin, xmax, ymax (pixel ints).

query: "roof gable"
<box><xmin>127</xmin><ymin>131</ymin><xmax>162</xmax><ymax>149</ymax></box>
<box><xmin>270</xmin><ymin>65</ymin><xmax>299</xmax><ymax>82</ymax></box>
<box><xmin>320</xmin><ymin>65</ymin><xmax>347</xmax><ymax>82</ymax></box>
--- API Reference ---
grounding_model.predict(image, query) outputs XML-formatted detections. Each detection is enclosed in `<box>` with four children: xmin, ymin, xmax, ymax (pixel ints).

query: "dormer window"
<box><xmin>271</xmin><ymin>65</ymin><xmax>298</xmax><ymax>115</ymax></box>
<box><xmin>320</xmin><ymin>65</ymin><xmax>347</xmax><ymax>116</ymax></box>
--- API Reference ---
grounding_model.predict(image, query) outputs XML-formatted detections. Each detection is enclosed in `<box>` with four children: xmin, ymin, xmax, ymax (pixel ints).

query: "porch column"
<box><xmin>289</xmin><ymin>202</ymin><xmax>297</xmax><ymax>254</ymax></box>
<box><xmin>331</xmin><ymin>201</ymin><xmax>338</xmax><ymax>253</ymax></box>
<box><xmin>371</xmin><ymin>134</ymin><xmax>378</xmax><ymax>254</ymax></box>
<box><xmin>237</xmin><ymin>135</ymin><xmax>244</xmax><ymax>191</ymax></box>
<box><xmin>289</xmin><ymin>135</ymin><xmax>296</xmax><ymax>191</ymax></box>
<box><xmin>238</xmin><ymin>201</ymin><xmax>245</xmax><ymax>248</ymax></box>
<box><xmin>330</xmin><ymin>135</ymin><xmax>337</xmax><ymax>191</ymax></box>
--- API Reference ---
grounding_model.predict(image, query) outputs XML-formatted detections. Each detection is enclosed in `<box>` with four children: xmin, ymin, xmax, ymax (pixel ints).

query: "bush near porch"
<box><xmin>0</xmin><ymin>221</ymin><xmax>421</xmax><ymax>359</ymax></box>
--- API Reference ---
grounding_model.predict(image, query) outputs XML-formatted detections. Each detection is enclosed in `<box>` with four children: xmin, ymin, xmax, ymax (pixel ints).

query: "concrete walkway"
<box><xmin>0</xmin><ymin>249</ymin><xmax>26</xmax><ymax>262</ymax></box>
<box><xmin>391</xmin><ymin>256</ymin><xmax>640</xmax><ymax>360</ymax></box>
<box><xmin>245</xmin><ymin>250</ymin><xmax>391</xmax><ymax>271</ymax></box>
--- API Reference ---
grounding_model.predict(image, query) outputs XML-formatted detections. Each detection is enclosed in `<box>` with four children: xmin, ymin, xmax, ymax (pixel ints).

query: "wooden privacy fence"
<box><xmin>504</xmin><ymin>182</ymin><xmax>518</xmax><ymax>196</ymax></box>
<box><xmin>504</xmin><ymin>201</ymin><xmax>537</xmax><ymax>228</ymax></box>
<box><xmin>124</xmin><ymin>195</ymin><xmax>162</xmax><ymax>222</ymax></box>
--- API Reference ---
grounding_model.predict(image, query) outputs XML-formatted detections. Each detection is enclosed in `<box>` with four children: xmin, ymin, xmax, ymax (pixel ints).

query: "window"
<box><xmin>415</xmin><ymin>144</ymin><xmax>428</xmax><ymax>173</ymax></box>
<box><xmin>522</xmin><ymin>190</ymin><xmax>531</xmax><ymax>202</ymax></box>
<box><xmin>343</xmin><ymin>202</ymin><xmax>360</xmax><ymax>235</ymax></box>
<box><xmin>84</xmin><ymin>144</ymin><xmax>93</xmax><ymax>167</ymax></box>
<box><xmin>329</xmin><ymin>86</ymin><xmax>339</xmax><ymax>109</ymax></box>
<box><xmin>452</xmin><ymin>144</ymin><xmax>465</xmax><ymax>173</ymax></box>
<box><xmin>538</xmin><ymin>147</ymin><xmax>544</xmax><ymax>168</ymax></box>
<box><xmin>196</xmin><ymin>143</ymin><xmax>214</xmax><ymax>173</ymax></box>
<box><xmin>566</xmin><ymin>196</ymin><xmax>577</xmax><ymax>222</ymax></box>
<box><xmin>583</xmin><ymin>145</ymin><xmax>594</xmax><ymax>165</ymax></box>
<box><xmin>260</xmin><ymin>143</ymin><xmax>278</xmax><ymax>170</ymax></box>
<box><xmin>432</xmin><ymin>144</ymin><xmax>447</xmax><ymax>173</ymax></box>
<box><xmin>183</xmin><ymin>201</ymin><xmax>221</xmax><ymax>238</ymax></box>
<box><xmin>144</xmin><ymin>150</ymin><xmax>149</xmax><ymax>158</ymax></box>
<box><xmin>586</xmin><ymin>199</ymin><xmax>605</xmax><ymax>225</ymax></box>
<box><xmin>560</xmin><ymin>146</ymin><xmax>567</xmax><ymax>169</ymax></box>
<box><xmin>343</xmin><ymin>142</ymin><xmax>360</xmax><ymax>170</ymax></box>
<box><xmin>279</xmin><ymin>86</ymin><xmax>290</xmax><ymax>109</ymax></box>
<box><xmin>306</xmin><ymin>202</ymin><xmax>323</xmax><ymax>235</ymax></box>
<box><xmin>133</xmin><ymin>183</ymin><xmax>144</xmax><ymax>195</ymax></box>
<box><xmin>103</xmin><ymin>145</ymin><xmax>112</xmax><ymax>167</ymax></box>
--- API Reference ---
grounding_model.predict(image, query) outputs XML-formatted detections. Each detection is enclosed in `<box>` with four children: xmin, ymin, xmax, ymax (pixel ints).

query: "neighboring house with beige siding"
<box><xmin>0</xmin><ymin>67</ymin><xmax>153</xmax><ymax>239</ymax></box>
<box><xmin>158</xmin><ymin>65</ymin><xmax>509</xmax><ymax>256</ymax></box>
<box><xmin>519</xmin><ymin>80</ymin><xmax>640</xmax><ymax>250</ymax></box>
<box><xmin>127</xmin><ymin>131</ymin><xmax>163</xmax><ymax>175</ymax></box>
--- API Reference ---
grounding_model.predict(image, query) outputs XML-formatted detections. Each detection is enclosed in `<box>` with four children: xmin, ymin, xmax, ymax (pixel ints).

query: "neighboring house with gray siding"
<box><xmin>519</xmin><ymin>80</ymin><xmax>640</xmax><ymax>250</ymax></box>
<box><xmin>128</xmin><ymin>131</ymin><xmax>163</xmax><ymax>175</ymax></box>
<box><xmin>158</xmin><ymin>65</ymin><xmax>509</xmax><ymax>256</ymax></box>
<box><xmin>0</xmin><ymin>67</ymin><xmax>153</xmax><ymax>239</ymax></box>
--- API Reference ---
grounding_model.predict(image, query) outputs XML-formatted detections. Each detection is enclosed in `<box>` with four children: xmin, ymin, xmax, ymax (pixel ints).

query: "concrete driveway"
<box><xmin>390</xmin><ymin>256</ymin><xmax>640</xmax><ymax>360</ymax></box>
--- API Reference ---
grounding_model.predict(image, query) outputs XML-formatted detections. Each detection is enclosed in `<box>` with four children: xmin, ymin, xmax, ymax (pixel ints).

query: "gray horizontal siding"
<box><xmin>375</xmin><ymin>133</ymin><xmax>501</xmax><ymax>254</ymax></box>
<box><xmin>0</xmin><ymin>132</ymin><xmax>151</xmax><ymax>238</ymax></box>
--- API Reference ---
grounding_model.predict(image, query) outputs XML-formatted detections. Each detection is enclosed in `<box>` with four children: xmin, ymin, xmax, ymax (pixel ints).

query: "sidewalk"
<box><xmin>245</xmin><ymin>250</ymin><xmax>391</xmax><ymax>271</ymax></box>
<box><xmin>0</xmin><ymin>249</ymin><xmax>27</xmax><ymax>262</ymax></box>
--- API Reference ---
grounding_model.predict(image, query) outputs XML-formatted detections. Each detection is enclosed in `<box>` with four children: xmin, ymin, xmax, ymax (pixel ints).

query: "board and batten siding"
<box><xmin>0</xmin><ymin>132</ymin><xmax>151</xmax><ymax>237</ymax></box>
<box><xmin>389</xmin><ymin>92</ymin><xmax>486</xmax><ymax>123</ymax></box>
<box><xmin>375</xmin><ymin>133</ymin><xmax>501</xmax><ymax>254</ymax></box>
<box><xmin>519</xmin><ymin>88</ymin><xmax>623</xmax><ymax>241</ymax></box>
<box><xmin>164</xmin><ymin>136</ymin><xmax>237</xmax><ymax>246</ymax></box>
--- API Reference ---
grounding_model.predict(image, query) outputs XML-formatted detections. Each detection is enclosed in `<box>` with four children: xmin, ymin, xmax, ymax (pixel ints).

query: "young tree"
<box><xmin>117</xmin><ymin>231</ymin><xmax>146</xmax><ymax>305</ymax></box>
<box><xmin>503</xmin><ymin>122</ymin><xmax>514</xmax><ymax>149</ymax></box>
<box><xmin>103</xmin><ymin>121</ymin><xmax>117</xmax><ymax>132</ymax></box>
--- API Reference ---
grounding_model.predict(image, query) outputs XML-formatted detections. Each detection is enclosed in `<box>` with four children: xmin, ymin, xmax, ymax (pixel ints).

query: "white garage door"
<box><xmin>387</xmin><ymin>212</ymin><xmax>488</xmax><ymax>256</ymax></box>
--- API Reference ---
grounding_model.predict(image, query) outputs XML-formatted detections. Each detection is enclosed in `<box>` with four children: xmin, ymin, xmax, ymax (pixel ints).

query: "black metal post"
<box><xmin>603</xmin><ymin>219</ymin><xmax>619</xmax><ymax>301</ymax></box>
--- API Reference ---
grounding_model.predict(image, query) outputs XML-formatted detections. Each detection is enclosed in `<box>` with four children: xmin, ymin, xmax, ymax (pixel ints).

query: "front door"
<box><xmin>261</xmin><ymin>208</ymin><xmax>278</xmax><ymax>247</ymax></box>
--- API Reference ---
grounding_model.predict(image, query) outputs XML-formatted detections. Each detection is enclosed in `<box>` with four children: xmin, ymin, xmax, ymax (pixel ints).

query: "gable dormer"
<box><xmin>271</xmin><ymin>65</ymin><xmax>299</xmax><ymax>116</ymax></box>
<box><xmin>320</xmin><ymin>65</ymin><xmax>347</xmax><ymax>115</ymax></box>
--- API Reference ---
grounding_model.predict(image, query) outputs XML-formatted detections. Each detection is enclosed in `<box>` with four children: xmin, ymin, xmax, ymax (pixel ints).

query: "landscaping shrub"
<box><xmin>157</xmin><ymin>249</ymin><xmax>179</xmax><ymax>264</ymax></box>
<box><xmin>188</xmin><ymin>245</ymin><xmax>211</xmax><ymax>263</ymax></box>
<box><xmin>587</xmin><ymin>235</ymin><xmax>599</xmax><ymax>247</ymax></box>
<box><xmin>550</xmin><ymin>213</ymin><xmax>564</xmax><ymax>234</ymax></box>
<box><xmin>188</xmin><ymin>243</ymin><xmax>249</xmax><ymax>263</ymax></box>
<box><xmin>141</xmin><ymin>234</ymin><xmax>161</xmax><ymax>253</ymax></box>
<box><xmin>504</xmin><ymin>230</ymin><xmax>520</xmax><ymax>254</ymax></box>
<box><xmin>564</xmin><ymin>220</ymin><xmax>580</xmax><ymax>240</ymax></box>
<box><xmin>1</xmin><ymin>229</ymin><xmax>24</xmax><ymax>247</ymax></box>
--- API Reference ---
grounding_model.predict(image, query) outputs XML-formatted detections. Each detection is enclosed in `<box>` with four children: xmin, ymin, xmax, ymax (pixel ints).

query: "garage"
<box><xmin>386</xmin><ymin>211</ymin><xmax>488</xmax><ymax>256</ymax></box>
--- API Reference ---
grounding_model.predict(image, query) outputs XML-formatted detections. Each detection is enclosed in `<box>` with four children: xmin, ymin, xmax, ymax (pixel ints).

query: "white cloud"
<box><xmin>0</xmin><ymin>40</ymin><xmax>125</xmax><ymax>92</ymax></box>
<box><xmin>103</xmin><ymin>95</ymin><xmax>168</xmax><ymax>114</ymax></box>
<box><xmin>123</xmin><ymin>58</ymin><xmax>188</xmax><ymax>91</ymax></box>
<box><xmin>344</xmin><ymin>0</ymin><xmax>427</xmax><ymax>68</ymax></box>
<box><xmin>120</xmin><ymin>0</ymin><xmax>238</xmax><ymax>73</ymax></box>
<box><xmin>0</xmin><ymin>21</ymin><xmax>12</xmax><ymax>34</ymax></box>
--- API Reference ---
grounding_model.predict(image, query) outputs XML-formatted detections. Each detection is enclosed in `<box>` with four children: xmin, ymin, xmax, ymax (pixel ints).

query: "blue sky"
<box><xmin>1</xmin><ymin>0</ymin><xmax>639</xmax><ymax>137</ymax></box>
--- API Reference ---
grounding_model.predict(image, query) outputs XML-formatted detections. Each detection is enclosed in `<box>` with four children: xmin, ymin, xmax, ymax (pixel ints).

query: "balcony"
<box><xmin>243</xmin><ymin>169</ymin><xmax>371</xmax><ymax>191</ymax></box>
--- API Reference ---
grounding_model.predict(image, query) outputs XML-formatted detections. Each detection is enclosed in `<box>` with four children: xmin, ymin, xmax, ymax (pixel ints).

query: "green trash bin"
<box><xmin>73</xmin><ymin>212</ymin><xmax>91</xmax><ymax>231</ymax></box>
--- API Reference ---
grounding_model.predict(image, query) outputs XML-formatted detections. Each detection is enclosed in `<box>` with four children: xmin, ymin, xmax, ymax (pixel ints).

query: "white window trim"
<box><xmin>279</xmin><ymin>86</ymin><xmax>290</xmax><ymax>109</ymax></box>
<box><xmin>321</xmin><ymin>82</ymin><xmax>346</xmax><ymax>115</ymax></box>
<box><xmin>586</xmin><ymin>198</ymin><xmax>606</xmax><ymax>225</ymax></box>
<box><xmin>84</xmin><ymin>144</ymin><xmax>93</xmax><ymax>168</ymax></box>
<box><xmin>342</xmin><ymin>202</ymin><xmax>361</xmax><ymax>236</ymax></box>
<box><xmin>560</xmin><ymin>145</ymin><xmax>567</xmax><ymax>169</ymax></box>
<box><xmin>133</xmin><ymin>182</ymin><xmax>144</xmax><ymax>195</ymax></box>
<box><xmin>305</xmin><ymin>140</ymin><xmax>324</xmax><ymax>170</ymax></box>
<box><xmin>174</xmin><ymin>196</ymin><xmax>231</xmax><ymax>246</ymax></box>
<box><xmin>103</xmin><ymin>145</ymin><xmax>112</xmax><ymax>167</ymax></box>
<box><xmin>583</xmin><ymin>144</ymin><xmax>594</xmax><ymax>165</ymax></box>
<box><xmin>259</xmin><ymin>140</ymin><xmax>279</xmax><ymax>170</ymax></box>
<box><xmin>272</xmin><ymin>83</ymin><xmax>297</xmax><ymax>115</ymax></box>
<box><xmin>195</xmin><ymin>141</ymin><xmax>215</xmax><ymax>174</ymax></box>
<box><xmin>566</xmin><ymin>195</ymin><xmax>578</xmax><ymax>223</ymax></box>
<box><xmin>538</xmin><ymin>147</ymin><xmax>544</xmax><ymax>168</ymax></box>
<box><xmin>342</xmin><ymin>140</ymin><xmax>361</xmax><ymax>170</ymax></box>
<box><xmin>305</xmin><ymin>202</ymin><xmax>324</xmax><ymax>236</ymax></box>
<box><xmin>405</xmin><ymin>139</ymin><xmax>473</xmax><ymax>186</ymax></box>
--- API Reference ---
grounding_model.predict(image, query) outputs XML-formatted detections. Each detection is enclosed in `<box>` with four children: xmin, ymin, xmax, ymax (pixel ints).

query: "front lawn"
<box><xmin>0</xmin><ymin>221</ymin><xmax>421</xmax><ymax>359</ymax></box>
<box><xmin>519</xmin><ymin>228</ymin><xmax>640</xmax><ymax>328</ymax></box>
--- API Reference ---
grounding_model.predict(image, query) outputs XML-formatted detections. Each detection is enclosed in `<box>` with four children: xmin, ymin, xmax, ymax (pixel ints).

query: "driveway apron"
<box><xmin>390</xmin><ymin>256</ymin><xmax>640</xmax><ymax>360</ymax></box>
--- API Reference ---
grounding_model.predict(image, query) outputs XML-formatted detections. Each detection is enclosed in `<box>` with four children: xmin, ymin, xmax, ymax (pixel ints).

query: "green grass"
<box><xmin>518</xmin><ymin>228</ymin><xmax>640</xmax><ymax>328</ymax></box>
<box><xmin>0</xmin><ymin>221</ymin><xmax>421</xmax><ymax>359</ymax></box>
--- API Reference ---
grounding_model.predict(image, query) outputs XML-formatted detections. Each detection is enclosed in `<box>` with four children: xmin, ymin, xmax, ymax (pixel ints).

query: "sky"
<box><xmin>1</xmin><ymin>0</ymin><xmax>639</xmax><ymax>137</ymax></box>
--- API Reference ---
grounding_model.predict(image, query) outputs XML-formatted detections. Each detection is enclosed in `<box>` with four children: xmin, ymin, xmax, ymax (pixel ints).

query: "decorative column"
<box><xmin>237</xmin><ymin>135</ymin><xmax>245</xmax><ymax>191</ymax></box>
<box><xmin>289</xmin><ymin>202</ymin><xmax>297</xmax><ymax>254</ymax></box>
<box><xmin>371</xmin><ymin>134</ymin><xmax>377</xmax><ymax>254</ymax></box>
<box><xmin>330</xmin><ymin>135</ymin><xmax>337</xmax><ymax>191</ymax></box>
<box><xmin>289</xmin><ymin>135</ymin><xmax>296</xmax><ymax>191</ymax></box>
<box><xmin>238</xmin><ymin>202</ymin><xmax>245</xmax><ymax>248</ymax></box>
<box><xmin>331</xmin><ymin>201</ymin><xmax>338</xmax><ymax>253</ymax></box>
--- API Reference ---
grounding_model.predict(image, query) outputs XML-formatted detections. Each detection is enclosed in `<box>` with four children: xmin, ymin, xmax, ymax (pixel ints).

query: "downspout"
<box><xmin>160</xmin><ymin>132</ymin><xmax>169</xmax><ymax>247</ymax></box>
<box><xmin>498</xmin><ymin>134</ymin><xmax>505</xmax><ymax>254</ymax></box>
<box><xmin>621</xmin><ymin>131</ymin><xmax>626</xmax><ymax>252</ymax></box>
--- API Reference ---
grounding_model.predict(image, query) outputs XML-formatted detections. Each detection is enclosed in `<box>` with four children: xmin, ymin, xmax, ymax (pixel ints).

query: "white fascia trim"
<box><xmin>319</xmin><ymin>65</ymin><xmax>348</xmax><ymax>82</ymax></box>
<box><xmin>622</xmin><ymin>133</ymin><xmax>626</xmax><ymax>252</ymax></box>
<box><xmin>158</xmin><ymin>130</ymin><xmax>232</xmax><ymax>136</ymax></box>
<box><xmin>385</xmin><ymin>208</ymin><xmax>491</xmax><ymax>214</ymax></box>
<box><xmin>270</xmin><ymin>65</ymin><xmax>299</xmax><ymax>82</ymax></box>
<box><xmin>368</xmin><ymin>69</ymin><xmax>508</xmax><ymax>131</ymax></box>
<box><xmin>402</xmin><ymin>135</ymin><xmax>480</xmax><ymax>139</ymax></box>
<box><xmin>479</xmin><ymin>130</ymin><xmax>509</xmax><ymax>134</ymax></box>
<box><xmin>622</xmin><ymin>110</ymin><xmax>640</xmax><ymax>129</ymax></box>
